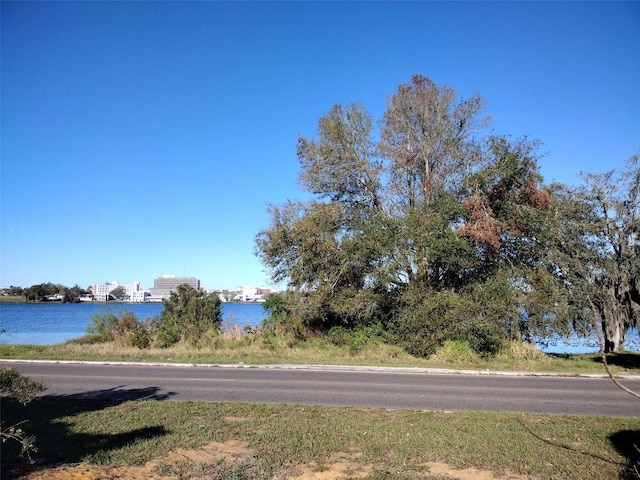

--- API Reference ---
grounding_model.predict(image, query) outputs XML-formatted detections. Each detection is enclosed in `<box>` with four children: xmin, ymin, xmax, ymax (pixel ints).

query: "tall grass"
<box><xmin>1</xmin><ymin>329</ymin><xmax>638</xmax><ymax>375</ymax></box>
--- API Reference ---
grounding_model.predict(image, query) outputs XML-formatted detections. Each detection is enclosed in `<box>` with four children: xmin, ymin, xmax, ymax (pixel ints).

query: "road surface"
<box><xmin>3</xmin><ymin>361</ymin><xmax>639</xmax><ymax>416</ymax></box>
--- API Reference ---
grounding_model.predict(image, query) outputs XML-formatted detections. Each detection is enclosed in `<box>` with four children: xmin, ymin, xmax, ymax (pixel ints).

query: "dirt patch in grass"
<box><xmin>424</xmin><ymin>461</ymin><xmax>528</xmax><ymax>480</ymax></box>
<box><xmin>150</xmin><ymin>439</ymin><xmax>252</xmax><ymax>467</ymax></box>
<box><xmin>15</xmin><ymin>441</ymin><xmax>527</xmax><ymax>480</ymax></box>
<box><xmin>222</xmin><ymin>415</ymin><xmax>249</xmax><ymax>423</ymax></box>
<box><xmin>18</xmin><ymin>463</ymin><xmax>162</xmax><ymax>480</ymax></box>
<box><xmin>18</xmin><ymin>440</ymin><xmax>251</xmax><ymax>480</ymax></box>
<box><xmin>289</xmin><ymin>450</ymin><xmax>373</xmax><ymax>479</ymax></box>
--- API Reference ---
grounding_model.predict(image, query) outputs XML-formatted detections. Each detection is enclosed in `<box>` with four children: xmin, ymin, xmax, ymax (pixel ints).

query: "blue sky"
<box><xmin>1</xmin><ymin>1</ymin><xmax>638</xmax><ymax>291</ymax></box>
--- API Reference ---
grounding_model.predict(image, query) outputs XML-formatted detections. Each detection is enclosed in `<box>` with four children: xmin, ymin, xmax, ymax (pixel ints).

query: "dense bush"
<box><xmin>0</xmin><ymin>368</ymin><xmax>45</xmax><ymax>405</ymax></box>
<box><xmin>117</xmin><ymin>313</ymin><xmax>150</xmax><ymax>348</ymax></box>
<box><xmin>261</xmin><ymin>291</ymin><xmax>307</xmax><ymax>340</ymax></box>
<box><xmin>87</xmin><ymin>309</ymin><xmax>120</xmax><ymax>341</ymax></box>
<box><xmin>392</xmin><ymin>290</ymin><xmax>467</xmax><ymax>358</ymax></box>
<box><xmin>391</xmin><ymin>288</ymin><xmax>505</xmax><ymax>358</ymax></box>
<box><xmin>87</xmin><ymin>309</ymin><xmax>150</xmax><ymax>348</ymax></box>
<box><xmin>328</xmin><ymin>323</ymin><xmax>388</xmax><ymax>352</ymax></box>
<box><xmin>152</xmin><ymin>284</ymin><xmax>222</xmax><ymax>347</ymax></box>
<box><xmin>85</xmin><ymin>286</ymin><xmax>222</xmax><ymax>348</ymax></box>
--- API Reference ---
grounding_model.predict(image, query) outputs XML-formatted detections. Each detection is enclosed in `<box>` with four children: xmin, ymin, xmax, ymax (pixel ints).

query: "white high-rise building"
<box><xmin>91</xmin><ymin>281</ymin><xmax>148</xmax><ymax>302</ymax></box>
<box><xmin>232</xmin><ymin>285</ymin><xmax>273</xmax><ymax>302</ymax></box>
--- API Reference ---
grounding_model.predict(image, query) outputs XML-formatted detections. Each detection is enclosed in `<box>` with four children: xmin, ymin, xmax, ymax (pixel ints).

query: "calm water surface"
<box><xmin>0</xmin><ymin>302</ymin><xmax>267</xmax><ymax>345</ymax></box>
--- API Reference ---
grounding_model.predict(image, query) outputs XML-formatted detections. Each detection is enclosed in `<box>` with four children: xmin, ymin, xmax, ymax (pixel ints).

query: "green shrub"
<box><xmin>327</xmin><ymin>326</ymin><xmax>350</xmax><ymax>346</ymax></box>
<box><xmin>430</xmin><ymin>340</ymin><xmax>481</xmax><ymax>364</ymax></box>
<box><xmin>87</xmin><ymin>309</ymin><xmax>120</xmax><ymax>341</ymax></box>
<box><xmin>328</xmin><ymin>324</ymin><xmax>387</xmax><ymax>352</ymax></box>
<box><xmin>151</xmin><ymin>285</ymin><xmax>222</xmax><ymax>347</ymax></box>
<box><xmin>1</xmin><ymin>368</ymin><xmax>46</xmax><ymax>462</ymax></box>
<box><xmin>391</xmin><ymin>289</ymin><xmax>505</xmax><ymax>358</ymax></box>
<box><xmin>87</xmin><ymin>309</ymin><xmax>150</xmax><ymax>348</ymax></box>
<box><xmin>120</xmin><ymin>316</ymin><xmax>150</xmax><ymax>348</ymax></box>
<box><xmin>0</xmin><ymin>368</ymin><xmax>45</xmax><ymax>405</ymax></box>
<box><xmin>392</xmin><ymin>290</ymin><xmax>468</xmax><ymax>358</ymax></box>
<box><xmin>147</xmin><ymin>315</ymin><xmax>178</xmax><ymax>348</ymax></box>
<box><xmin>262</xmin><ymin>292</ymin><xmax>290</xmax><ymax>326</ymax></box>
<box><xmin>262</xmin><ymin>292</ymin><xmax>308</xmax><ymax>340</ymax></box>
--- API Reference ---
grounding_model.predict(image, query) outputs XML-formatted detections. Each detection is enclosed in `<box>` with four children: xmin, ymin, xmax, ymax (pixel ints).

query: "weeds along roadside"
<box><xmin>1</xmin><ymin>328</ymin><xmax>639</xmax><ymax>376</ymax></box>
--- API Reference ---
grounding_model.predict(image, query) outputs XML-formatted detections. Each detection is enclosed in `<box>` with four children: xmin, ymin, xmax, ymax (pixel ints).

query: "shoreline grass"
<box><xmin>1</xmin><ymin>333</ymin><xmax>639</xmax><ymax>376</ymax></box>
<box><xmin>0</xmin><ymin>295</ymin><xmax>27</xmax><ymax>303</ymax></box>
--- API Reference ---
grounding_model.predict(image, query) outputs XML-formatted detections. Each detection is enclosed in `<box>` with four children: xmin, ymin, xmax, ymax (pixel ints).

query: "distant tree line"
<box><xmin>12</xmin><ymin>283</ymin><xmax>92</xmax><ymax>303</ymax></box>
<box><xmin>256</xmin><ymin>74</ymin><xmax>639</xmax><ymax>355</ymax></box>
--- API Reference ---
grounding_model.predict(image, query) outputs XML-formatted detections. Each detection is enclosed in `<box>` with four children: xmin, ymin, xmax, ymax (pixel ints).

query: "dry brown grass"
<box><xmin>1</xmin><ymin>334</ymin><xmax>638</xmax><ymax>375</ymax></box>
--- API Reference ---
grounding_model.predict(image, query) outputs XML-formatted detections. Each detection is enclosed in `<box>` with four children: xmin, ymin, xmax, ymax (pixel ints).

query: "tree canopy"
<box><xmin>551</xmin><ymin>156</ymin><xmax>639</xmax><ymax>352</ymax></box>
<box><xmin>109</xmin><ymin>286</ymin><xmax>127</xmax><ymax>301</ymax></box>
<box><xmin>23</xmin><ymin>283</ymin><xmax>89</xmax><ymax>303</ymax></box>
<box><xmin>257</xmin><ymin>75</ymin><xmax>639</xmax><ymax>356</ymax></box>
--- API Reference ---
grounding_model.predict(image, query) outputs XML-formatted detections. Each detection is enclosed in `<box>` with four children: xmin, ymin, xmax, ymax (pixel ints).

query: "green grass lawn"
<box><xmin>0</xmin><ymin>295</ymin><xmax>26</xmax><ymax>303</ymax></box>
<box><xmin>3</xmin><ymin>396</ymin><xmax>639</xmax><ymax>480</ymax></box>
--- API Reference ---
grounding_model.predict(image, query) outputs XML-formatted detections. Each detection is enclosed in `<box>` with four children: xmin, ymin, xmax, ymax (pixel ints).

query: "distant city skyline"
<box><xmin>84</xmin><ymin>277</ymin><xmax>273</xmax><ymax>302</ymax></box>
<box><xmin>2</xmin><ymin>274</ymin><xmax>272</xmax><ymax>294</ymax></box>
<box><xmin>2</xmin><ymin>2</ymin><xmax>638</xmax><ymax>290</ymax></box>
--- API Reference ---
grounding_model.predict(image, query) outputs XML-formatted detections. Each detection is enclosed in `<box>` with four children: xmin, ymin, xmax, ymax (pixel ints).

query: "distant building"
<box><xmin>231</xmin><ymin>285</ymin><xmax>273</xmax><ymax>302</ymax></box>
<box><xmin>149</xmin><ymin>275</ymin><xmax>200</xmax><ymax>301</ymax></box>
<box><xmin>91</xmin><ymin>281</ymin><xmax>148</xmax><ymax>302</ymax></box>
<box><xmin>216</xmin><ymin>289</ymin><xmax>236</xmax><ymax>303</ymax></box>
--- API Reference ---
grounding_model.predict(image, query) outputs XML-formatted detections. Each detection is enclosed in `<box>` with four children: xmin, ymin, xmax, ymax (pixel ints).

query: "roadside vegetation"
<box><xmin>2</xmin><ymin>323</ymin><xmax>639</xmax><ymax>376</ymax></box>
<box><xmin>0</xmin><ymin>367</ymin><xmax>46</xmax><ymax>464</ymax></box>
<box><xmin>79</xmin><ymin>284</ymin><xmax>222</xmax><ymax>349</ymax></box>
<box><xmin>3</xmin><ymin>289</ymin><xmax>638</xmax><ymax>479</ymax></box>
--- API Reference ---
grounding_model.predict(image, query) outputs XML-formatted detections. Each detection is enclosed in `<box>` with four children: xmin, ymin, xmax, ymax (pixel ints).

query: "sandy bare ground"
<box><xmin>17</xmin><ymin>440</ymin><xmax>528</xmax><ymax>480</ymax></box>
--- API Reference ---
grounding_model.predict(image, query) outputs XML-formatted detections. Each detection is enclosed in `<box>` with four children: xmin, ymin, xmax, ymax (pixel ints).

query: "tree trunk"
<box><xmin>601</xmin><ymin>318</ymin><xmax>624</xmax><ymax>353</ymax></box>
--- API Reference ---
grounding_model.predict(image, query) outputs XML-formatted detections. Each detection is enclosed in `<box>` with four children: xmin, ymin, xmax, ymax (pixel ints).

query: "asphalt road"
<box><xmin>3</xmin><ymin>361</ymin><xmax>640</xmax><ymax>417</ymax></box>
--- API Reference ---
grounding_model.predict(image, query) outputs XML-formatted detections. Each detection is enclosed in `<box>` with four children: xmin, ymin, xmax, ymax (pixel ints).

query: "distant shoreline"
<box><xmin>0</xmin><ymin>296</ymin><xmax>264</xmax><ymax>306</ymax></box>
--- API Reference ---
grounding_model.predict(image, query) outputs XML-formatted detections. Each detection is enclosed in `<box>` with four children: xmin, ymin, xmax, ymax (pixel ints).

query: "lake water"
<box><xmin>1</xmin><ymin>302</ymin><xmax>638</xmax><ymax>352</ymax></box>
<box><xmin>0</xmin><ymin>302</ymin><xmax>267</xmax><ymax>345</ymax></box>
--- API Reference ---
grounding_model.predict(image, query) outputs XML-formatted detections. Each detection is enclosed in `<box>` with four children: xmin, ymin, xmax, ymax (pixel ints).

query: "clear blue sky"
<box><xmin>1</xmin><ymin>1</ymin><xmax>638</xmax><ymax>291</ymax></box>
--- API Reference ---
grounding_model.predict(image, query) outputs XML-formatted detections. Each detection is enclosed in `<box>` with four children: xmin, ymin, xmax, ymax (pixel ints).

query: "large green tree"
<box><xmin>380</xmin><ymin>75</ymin><xmax>488</xmax><ymax>205</ymax></box>
<box><xmin>298</xmin><ymin>103</ymin><xmax>382</xmax><ymax>210</ymax></box>
<box><xmin>63</xmin><ymin>285</ymin><xmax>89</xmax><ymax>303</ymax></box>
<box><xmin>256</xmin><ymin>75</ymin><xmax>562</xmax><ymax>355</ymax></box>
<box><xmin>551</xmin><ymin>156</ymin><xmax>639</xmax><ymax>352</ymax></box>
<box><xmin>257</xmin><ymin>103</ymin><xmax>390</xmax><ymax>329</ymax></box>
<box><xmin>24</xmin><ymin>283</ymin><xmax>64</xmax><ymax>302</ymax></box>
<box><xmin>379</xmin><ymin>75</ymin><xmax>489</xmax><ymax>290</ymax></box>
